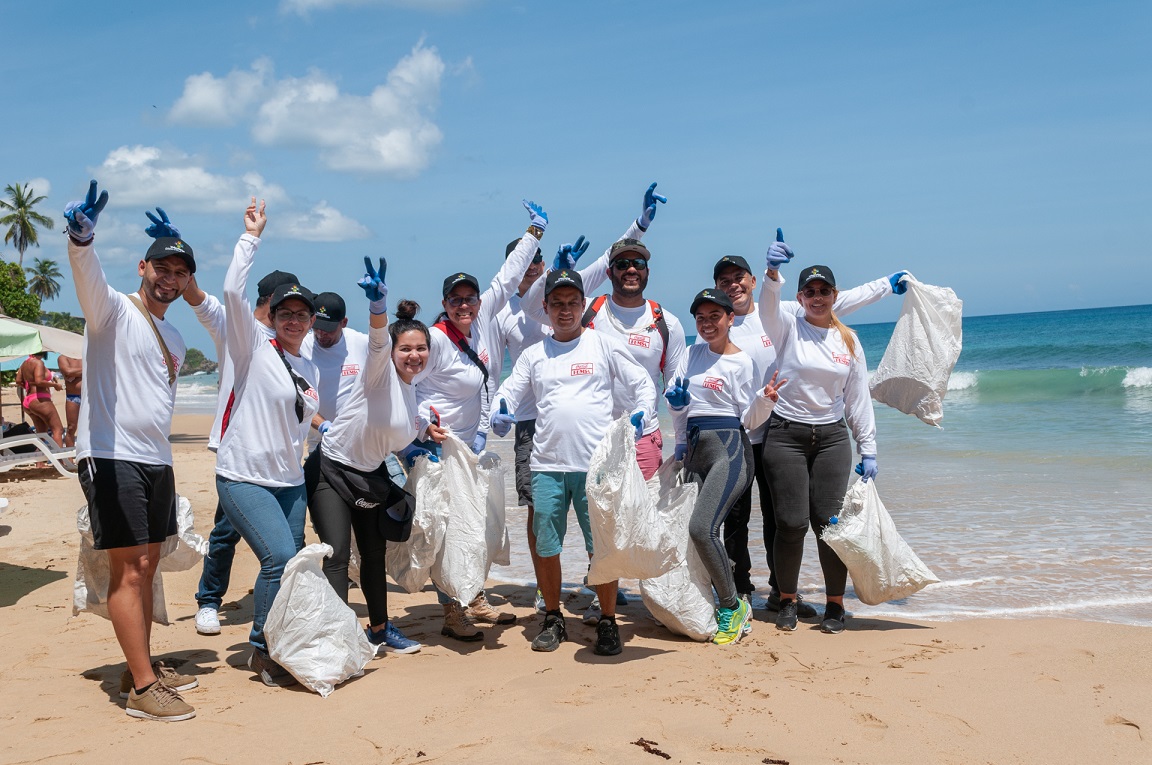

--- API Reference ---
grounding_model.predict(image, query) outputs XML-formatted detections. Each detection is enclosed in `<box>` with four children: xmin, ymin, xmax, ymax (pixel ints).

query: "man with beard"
<box><xmin>301</xmin><ymin>291</ymin><xmax>368</xmax><ymax>452</ymax></box>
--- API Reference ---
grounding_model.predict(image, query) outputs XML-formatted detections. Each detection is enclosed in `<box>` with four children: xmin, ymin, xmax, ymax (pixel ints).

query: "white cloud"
<box><xmin>280</xmin><ymin>0</ymin><xmax>475</xmax><ymax>15</ymax></box>
<box><xmin>22</xmin><ymin>178</ymin><xmax>52</xmax><ymax>197</ymax></box>
<box><xmin>279</xmin><ymin>201</ymin><xmax>372</xmax><ymax>242</ymax></box>
<box><xmin>91</xmin><ymin>145</ymin><xmax>289</xmax><ymax>214</ymax></box>
<box><xmin>168</xmin><ymin>44</ymin><xmax>445</xmax><ymax>176</ymax></box>
<box><xmin>168</xmin><ymin>58</ymin><xmax>273</xmax><ymax>126</ymax></box>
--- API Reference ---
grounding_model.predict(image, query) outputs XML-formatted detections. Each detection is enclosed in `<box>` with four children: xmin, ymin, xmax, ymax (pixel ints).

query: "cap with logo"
<box><xmin>505</xmin><ymin>238</ymin><xmax>543</xmax><ymax>263</ymax></box>
<box><xmin>608</xmin><ymin>238</ymin><xmax>651</xmax><ymax>262</ymax></box>
<box><xmin>544</xmin><ymin>269</ymin><xmax>584</xmax><ymax>297</ymax></box>
<box><xmin>312</xmin><ymin>292</ymin><xmax>347</xmax><ymax>331</ymax></box>
<box><xmin>690</xmin><ymin>288</ymin><xmax>735</xmax><ymax>315</ymax></box>
<box><xmin>144</xmin><ymin>237</ymin><xmax>196</xmax><ymax>274</ymax></box>
<box><xmin>442</xmin><ymin>272</ymin><xmax>481</xmax><ymax>297</ymax></box>
<box><xmin>270</xmin><ymin>283</ymin><xmax>316</xmax><ymax>313</ymax></box>
<box><xmin>257</xmin><ymin>270</ymin><xmax>300</xmax><ymax>299</ymax></box>
<box><xmin>796</xmin><ymin>265</ymin><xmax>837</xmax><ymax>291</ymax></box>
<box><xmin>712</xmin><ymin>255</ymin><xmax>752</xmax><ymax>281</ymax></box>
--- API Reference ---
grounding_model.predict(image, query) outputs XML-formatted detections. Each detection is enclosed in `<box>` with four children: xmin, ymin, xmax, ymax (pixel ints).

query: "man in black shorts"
<box><xmin>66</xmin><ymin>180</ymin><xmax>202</xmax><ymax>721</ymax></box>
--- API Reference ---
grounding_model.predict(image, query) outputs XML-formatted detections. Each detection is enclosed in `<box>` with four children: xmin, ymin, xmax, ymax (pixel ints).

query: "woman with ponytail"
<box><xmin>757</xmin><ymin>237</ymin><xmax>877</xmax><ymax>636</ymax></box>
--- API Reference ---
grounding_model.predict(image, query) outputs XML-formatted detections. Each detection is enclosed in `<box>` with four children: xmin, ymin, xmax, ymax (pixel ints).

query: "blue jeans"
<box><xmin>215</xmin><ymin>477</ymin><xmax>307</xmax><ymax>651</ymax></box>
<box><xmin>195</xmin><ymin>501</ymin><xmax>243</xmax><ymax>610</ymax></box>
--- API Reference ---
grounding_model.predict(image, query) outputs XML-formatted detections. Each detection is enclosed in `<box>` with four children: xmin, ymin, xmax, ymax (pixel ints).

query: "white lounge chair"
<box><xmin>0</xmin><ymin>432</ymin><xmax>78</xmax><ymax>478</ymax></box>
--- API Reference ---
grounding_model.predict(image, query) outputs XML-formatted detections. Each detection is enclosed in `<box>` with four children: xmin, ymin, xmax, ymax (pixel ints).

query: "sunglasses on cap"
<box><xmin>802</xmin><ymin>286</ymin><xmax>835</xmax><ymax>298</ymax></box>
<box><xmin>611</xmin><ymin>258</ymin><xmax>649</xmax><ymax>272</ymax></box>
<box><xmin>446</xmin><ymin>295</ymin><xmax>480</xmax><ymax>307</ymax></box>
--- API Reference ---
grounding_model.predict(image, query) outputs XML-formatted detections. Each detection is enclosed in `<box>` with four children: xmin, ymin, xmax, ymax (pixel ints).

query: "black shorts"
<box><xmin>79</xmin><ymin>457</ymin><xmax>177</xmax><ymax>550</ymax></box>
<box><xmin>513</xmin><ymin>419</ymin><xmax>536</xmax><ymax>507</ymax></box>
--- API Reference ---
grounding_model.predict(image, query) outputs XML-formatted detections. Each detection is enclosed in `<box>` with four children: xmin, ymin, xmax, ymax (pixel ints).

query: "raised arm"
<box><xmin>63</xmin><ymin>180</ymin><xmax>121</xmax><ymax>330</ymax></box>
<box><xmin>477</xmin><ymin>200</ymin><xmax>547</xmax><ymax>325</ymax></box>
<box><xmin>223</xmin><ymin>198</ymin><xmax>267</xmax><ymax>380</ymax></box>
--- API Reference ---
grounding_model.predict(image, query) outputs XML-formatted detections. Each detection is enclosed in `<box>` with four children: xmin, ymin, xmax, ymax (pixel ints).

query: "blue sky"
<box><xmin>2</xmin><ymin>0</ymin><xmax>1149</xmax><ymax>358</ymax></box>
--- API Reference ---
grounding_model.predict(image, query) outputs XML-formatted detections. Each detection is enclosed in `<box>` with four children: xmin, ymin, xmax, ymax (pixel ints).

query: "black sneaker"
<box><xmin>821</xmin><ymin>602</ymin><xmax>847</xmax><ymax>634</ymax></box>
<box><xmin>766</xmin><ymin>590</ymin><xmax>817</xmax><ymax>618</ymax></box>
<box><xmin>594</xmin><ymin>618</ymin><xmax>622</xmax><ymax>656</ymax></box>
<box><xmin>247</xmin><ymin>648</ymin><xmax>298</xmax><ymax>688</ymax></box>
<box><xmin>775</xmin><ymin>599</ymin><xmax>798</xmax><ymax>631</ymax></box>
<box><xmin>531</xmin><ymin>614</ymin><xmax>567</xmax><ymax>652</ymax></box>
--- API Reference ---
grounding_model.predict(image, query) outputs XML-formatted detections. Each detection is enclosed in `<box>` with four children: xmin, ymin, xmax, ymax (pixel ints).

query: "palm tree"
<box><xmin>1</xmin><ymin>183</ymin><xmax>55</xmax><ymax>267</ymax></box>
<box><xmin>25</xmin><ymin>257</ymin><xmax>63</xmax><ymax>302</ymax></box>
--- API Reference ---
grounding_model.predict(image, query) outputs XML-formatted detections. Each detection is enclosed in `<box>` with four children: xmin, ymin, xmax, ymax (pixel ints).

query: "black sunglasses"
<box><xmin>802</xmin><ymin>286</ymin><xmax>834</xmax><ymax>298</ymax></box>
<box><xmin>611</xmin><ymin>258</ymin><xmax>649</xmax><ymax>272</ymax></box>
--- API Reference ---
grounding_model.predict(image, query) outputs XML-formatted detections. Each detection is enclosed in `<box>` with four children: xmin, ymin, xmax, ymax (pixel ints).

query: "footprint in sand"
<box><xmin>1105</xmin><ymin>715</ymin><xmax>1142</xmax><ymax>741</ymax></box>
<box><xmin>854</xmin><ymin>712</ymin><xmax>888</xmax><ymax>741</ymax></box>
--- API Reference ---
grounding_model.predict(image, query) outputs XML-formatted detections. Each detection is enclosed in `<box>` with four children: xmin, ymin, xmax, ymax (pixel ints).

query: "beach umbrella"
<box><xmin>0</xmin><ymin>318</ymin><xmax>44</xmax><ymax>358</ymax></box>
<box><xmin>0</xmin><ymin>314</ymin><xmax>84</xmax><ymax>361</ymax></box>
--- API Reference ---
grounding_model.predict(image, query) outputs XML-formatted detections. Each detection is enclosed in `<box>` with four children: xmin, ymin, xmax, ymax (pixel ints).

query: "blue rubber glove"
<box><xmin>144</xmin><ymin>207</ymin><xmax>180</xmax><ymax>239</ymax></box>
<box><xmin>855</xmin><ymin>455</ymin><xmax>878</xmax><ymax>482</ymax></box>
<box><xmin>664</xmin><ymin>376</ymin><xmax>691</xmax><ymax>411</ymax></box>
<box><xmin>638</xmin><ymin>182</ymin><xmax>668</xmax><ymax>230</ymax></box>
<box><xmin>471</xmin><ymin>431</ymin><xmax>488</xmax><ymax>455</ymax></box>
<box><xmin>63</xmin><ymin>180</ymin><xmax>109</xmax><ymax>243</ymax></box>
<box><xmin>523</xmin><ymin>199</ymin><xmax>548</xmax><ymax>233</ymax></box>
<box><xmin>491</xmin><ymin>400</ymin><xmax>516</xmax><ymax>437</ymax></box>
<box><xmin>400</xmin><ymin>443</ymin><xmax>438</xmax><ymax>467</ymax></box>
<box><xmin>630</xmin><ymin>410</ymin><xmax>646</xmax><ymax>440</ymax></box>
<box><xmin>674</xmin><ymin>443</ymin><xmax>688</xmax><ymax>461</ymax></box>
<box><xmin>766</xmin><ymin>227</ymin><xmax>794</xmax><ymax>271</ymax></box>
<box><xmin>318</xmin><ymin>420</ymin><xmax>332</xmax><ymax>436</ymax></box>
<box><xmin>553</xmin><ymin>235</ymin><xmax>589</xmax><ymax>271</ymax></box>
<box><xmin>358</xmin><ymin>256</ymin><xmax>389</xmax><ymax>314</ymax></box>
<box><xmin>889</xmin><ymin>271</ymin><xmax>909</xmax><ymax>295</ymax></box>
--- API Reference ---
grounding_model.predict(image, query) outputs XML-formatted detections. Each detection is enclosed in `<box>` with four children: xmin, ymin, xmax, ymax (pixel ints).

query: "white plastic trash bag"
<box><xmin>585</xmin><ymin>417</ymin><xmax>683</xmax><ymax>585</ymax></box>
<box><xmin>821</xmin><ymin>479</ymin><xmax>939</xmax><ymax>605</ymax></box>
<box><xmin>265</xmin><ymin>543</ymin><xmax>376</xmax><ymax>698</ymax></box>
<box><xmin>73</xmin><ymin>495</ymin><xmax>205</xmax><ymax>624</ymax></box>
<box><xmin>638</xmin><ymin>460</ymin><xmax>713</xmax><ymax>641</ymax></box>
<box><xmin>431</xmin><ymin>434</ymin><xmax>497</xmax><ymax>605</ymax></box>
<box><xmin>386</xmin><ymin>451</ymin><xmax>448</xmax><ymax>593</ymax></box>
<box><xmin>870</xmin><ymin>274</ymin><xmax>963</xmax><ymax>427</ymax></box>
<box><xmin>480</xmin><ymin>452</ymin><xmax>511</xmax><ymax>567</ymax></box>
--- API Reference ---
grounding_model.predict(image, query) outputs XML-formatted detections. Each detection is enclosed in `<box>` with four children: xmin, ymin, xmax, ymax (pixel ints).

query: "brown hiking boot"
<box><xmin>125</xmin><ymin>682</ymin><xmax>195</xmax><ymax>722</ymax></box>
<box><xmin>441</xmin><ymin>602</ymin><xmax>483</xmax><ymax>642</ymax></box>
<box><xmin>466</xmin><ymin>592</ymin><xmax>516</xmax><ymax>625</ymax></box>
<box><xmin>119</xmin><ymin>660</ymin><xmax>199</xmax><ymax>699</ymax></box>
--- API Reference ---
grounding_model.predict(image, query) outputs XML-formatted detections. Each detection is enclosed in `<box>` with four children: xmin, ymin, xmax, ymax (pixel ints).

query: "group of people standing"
<box><xmin>65</xmin><ymin>177</ymin><xmax>906</xmax><ymax>723</ymax></box>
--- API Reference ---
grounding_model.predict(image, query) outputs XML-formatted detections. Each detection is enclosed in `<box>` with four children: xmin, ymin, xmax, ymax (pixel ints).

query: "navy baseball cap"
<box><xmin>713</xmin><ymin>255</ymin><xmax>752</xmax><ymax>281</ymax></box>
<box><xmin>690</xmin><ymin>288</ymin><xmax>734</xmax><ymax>315</ymax></box>
<box><xmin>257</xmin><ymin>270</ymin><xmax>300</xmax><ymax>299</ymax></box>
<box><xmin>144</xmin><ymin>237</ymin><xmax>196</xmax><ymax>274</ymax></box>
<box><xmin>796</xmin><ymin>265</ymin><xmax>837</xmax><ymax>291</ymax></box>
<box><xmin>443</xmin><ymin>272</ymin><xmax>481</xmax><ymax>297</ymax></box>
<box><xmin>270</xmin><ymin>283</ymin><xmax>316</xmax><ymax>313</ymax></box>
<box><xmin>312</xmin><ymin>292</ymin><xmax>346</xmax><ymax>331</ymax></box>
<box><xmin>544</xmin><ymin>269</ymin><xmax>584</xmax><ymax>297</ymax></box>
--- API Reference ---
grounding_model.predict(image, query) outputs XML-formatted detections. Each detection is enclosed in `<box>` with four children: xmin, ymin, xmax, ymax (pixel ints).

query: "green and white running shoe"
<box><xmin>713</xmin><ymin>598</ymin><xmax>752</xmax><ymax>645</ymax></box>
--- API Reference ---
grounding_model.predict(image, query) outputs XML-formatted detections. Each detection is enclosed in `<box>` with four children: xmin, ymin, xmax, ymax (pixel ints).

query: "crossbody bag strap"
<box><xmin>127</xmin><ymin>293</ymin><xmax>177</xmax><ymax>386</ymax></box>
<box><xmin>269</xmin><ymin>338</ymin><xmax>312</xmax><ymax>424</ymax></box>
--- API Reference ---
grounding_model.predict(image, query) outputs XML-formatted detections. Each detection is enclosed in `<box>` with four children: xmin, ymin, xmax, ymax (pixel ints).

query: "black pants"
<box><xmin>761</xmin><ymin>414</ymin><xmax>851</xmax><ymax>597</ymax></box>
<box><xmin>722</xmin><ymin>441</ymin><xmax>777</xmax><ymax>593</ymax></box>
<box><xmin>304</xmin><ymin>450</ymin><xmax>391</xmax><ymax>626</ymax></box>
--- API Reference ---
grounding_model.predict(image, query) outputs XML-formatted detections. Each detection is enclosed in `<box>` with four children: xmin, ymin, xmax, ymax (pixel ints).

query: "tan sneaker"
<box><xmin>441</xmin><ymin>602</ymin><xmax>483</xmax><ymax>642</ymax></box>
<box><xmin>119</xmin><ymin>660</ymin><xmax>199</xmax><ymax>699</ymax></box>
<box><xmin>466</xmin><ymin>592</ymin><xmax>516</xmax><ymax>625</ymax></box>
<box><xmin>125</xmin><ymin>682</ymin><xmax>195</xmax><ymax>722</ymax></box>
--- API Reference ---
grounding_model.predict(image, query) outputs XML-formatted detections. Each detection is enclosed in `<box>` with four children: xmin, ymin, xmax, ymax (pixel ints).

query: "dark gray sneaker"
<box><xmin>776</xmin><ymin>598</ymin><xmax>799</xmax><ymax>631</ymax></box>
<box><xmin>531</xmin><ymin>614</ymin><xmax>567</xmax><ymax>652</ymax></box>
<box><xmin>594</xmin><ymin>618</ymin><xmax>622</xmax><ymax>656</ymax></box>
<box><xmin>248</xmin><ymin>648</ymin><xmax>297</xmax><ymax>688</ymax></box>
<box><xmin>766</xmin><ymin>590</ymin><xmax>817</xmax><ymax>618</ymax></box>
<box><xmin>821</xmin><ymin>602</ymin><xmax>847</xmax><ymax>634</ymax></box>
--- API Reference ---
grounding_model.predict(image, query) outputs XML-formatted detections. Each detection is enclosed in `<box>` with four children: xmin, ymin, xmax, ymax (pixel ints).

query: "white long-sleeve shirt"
<box><xmin>413</xmin><ymin>230</ymin><xmax>540</xmax><ymax>443</ymax></box>
<box><xmin>758</xmin><ymin>276</ymin><xmax>877</xmax><ymax>457</ymax></box>
<box><xmin>215</xmin><ymin>234</ymin><xmax>320</xmax><ymax>487</ymax></box>
<box><xmin>496</xmin><ymin>330</ymin><xmax>654</xmax><ymax>473</ymax></box>
<box><xmin>68</xmin><ymin>239</ymin><xmax>187</xmax><ymax>465</ymax></box>
<box><xmin>669</xmin><ymin>344</ymin><xmax>775</xmax><ymax>445</ymax></box>
<box><xmin>321</xmin><ymin>324</ymin><xmax>419</xmax><ymax>472</ymax></box>
<box><xmin>491</xmin><ymin>292</ymin><xmax>550</xmax><ymax>420</ymax></box>
<box><xmin>301</xmin><ymin>327</ymin><xmax>369</xmax><ymax>451</ymax></box>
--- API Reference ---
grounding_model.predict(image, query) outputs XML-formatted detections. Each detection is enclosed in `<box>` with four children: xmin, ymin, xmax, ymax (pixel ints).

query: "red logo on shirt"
<box><xmin>832</xmin><ymin>353</ymin><xmax>851</xmax><ymax>366</ymax></box>
<box><xmin>304</xmin><ymin>388</ymin><xmax>319</xmax><ymax>400</ymax></box>
<box><xmin>479</xmin><ymin>350</ymin><xmax>490</xmax><ymax>365</ymax></box>
<box><xmin>628</xmin><ymin>334</ymin><xmax>651</xmax><ymax>349</ymax></box>
<box><xmin>341</xmin><ymin>364</ymin><xmax>360</xmax><ymax>377</ymax></box>
<box><xmin>761</xmin><ymin>335</ymin><xmax>773</xmax><ymax>347</ymax></box>
<box><xmin>703</xmin><ymin>377</ymin><xmax>724</xmax><ymax>392</ymax></box>
<box><xmin>571</xmin><ymin>363</ymin><xmax>594</xmax><ymax>376</ymax></box>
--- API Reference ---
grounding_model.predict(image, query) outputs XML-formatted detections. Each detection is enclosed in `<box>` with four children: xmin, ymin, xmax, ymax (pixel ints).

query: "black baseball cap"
<box><xmin>608</xmin><ymin>238</ymin><xmax>651</xmax><ymax>262</ymax></box>
<box><xmin>144</xmin><ymin>237</ymin><xmax>196</xmax><ymax>274</ymax></box>
<box><xmin>713</xmin><ymin>255</ymin><xmax>752</xmax><ymax>281</ymax></box>
<box><xmin>505</xmin><ymin>238</ymin><xmax>543</xmax><ymax>262</ymax></box>
<box><xmin>544</xmin><ymin>269</ymin><xmax>584</xmax><ymax>297</ymax></box>
<box><xmin>797</xmin><ymin>265</ymin><xmax>837</xmax><ymax>291</ymax></box>
<box><xmin>690</xmin><ymin>288</ymin><xmax>734</xmax><ymax>315</ymax></box>
<box><xmin>270</xmin><ymin>283</ymin><xmax>316</xmax><ymax>313</ymax></box>
<box><xmin>258</xmin><ymin>270</ymin><xmax>300</xmax><ymax>299</ymax></box>
<box><xmin>312</xmin><ymin>292</ymin><xmax>346</xmax><ymax>331</ymax></box>
<box><xmin>443</xmin><ymin>272</ymin><xmax>480</xmax><ymax>297</ymax></box>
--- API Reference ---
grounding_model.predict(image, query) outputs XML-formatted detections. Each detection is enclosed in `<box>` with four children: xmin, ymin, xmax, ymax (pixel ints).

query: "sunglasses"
<box><xmin>611</xmin><ymin>258</ymin><xmax>649</xmax><ymax>272</ymax></box>
<box><xmin>446</xmin><ymin>295</ymin><xmax>480</xmax><ymax>307</ymax></box>
<box><xmin>274</xmin><ymin>309</ymin><xmax>313</xmax><ymax>323</ymax></box>
<box><xmin>802</xmin><ymin>286</ymin><xmax>834</xmax><ymax>298</ymax></box>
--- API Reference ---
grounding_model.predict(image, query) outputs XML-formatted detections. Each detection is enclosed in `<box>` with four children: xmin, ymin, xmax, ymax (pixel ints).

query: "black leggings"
<box><xmin>304</xmin><ymin>450</ymin><xmax>391</xmax><ymax>626</ymax></box>
<box><xmin>761</xmin><ymin>414</ymin><xmax>851</xmax><ymax>598</ymax></box>
<box><xmin>722</xmin><ymin>441</ymin><xmax>777</xmax><ymax>593</ymax></box>
<box><xmin>684</xmin><ymin>425</ymin><xmax>754</xmax><ymax>611</ymax></box>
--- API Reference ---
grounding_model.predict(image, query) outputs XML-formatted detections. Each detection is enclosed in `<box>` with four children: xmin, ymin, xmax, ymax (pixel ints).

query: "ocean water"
<box><xmin>175</xmin><ymin>370</ymin><xmax>221</xmax><ymax>415</ymax></box>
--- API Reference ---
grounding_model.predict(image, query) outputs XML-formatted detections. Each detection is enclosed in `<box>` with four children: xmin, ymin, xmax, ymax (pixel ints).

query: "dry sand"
<box><xmin>0</xmin><ymin>411</ymin><xmax>1149</xmax><ymax>765</ymax></box>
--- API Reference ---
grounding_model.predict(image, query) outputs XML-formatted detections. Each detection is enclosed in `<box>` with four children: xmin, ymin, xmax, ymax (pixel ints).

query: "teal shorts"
<box><xmin>530</xmin><ymin>471</ymin><xmax>592</xmax><ymax>558</ymax></box>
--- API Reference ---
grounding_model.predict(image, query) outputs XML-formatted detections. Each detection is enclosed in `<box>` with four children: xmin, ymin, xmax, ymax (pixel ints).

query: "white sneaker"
<box><xmin>582</xmin><ymin>595</ymin><xmax>602</xmax><ymax>626</ymax></box>
<box><xmin>195</xmin><ymin>606</ymin><xmax>221</xmax><ymax>636</ymax></box>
